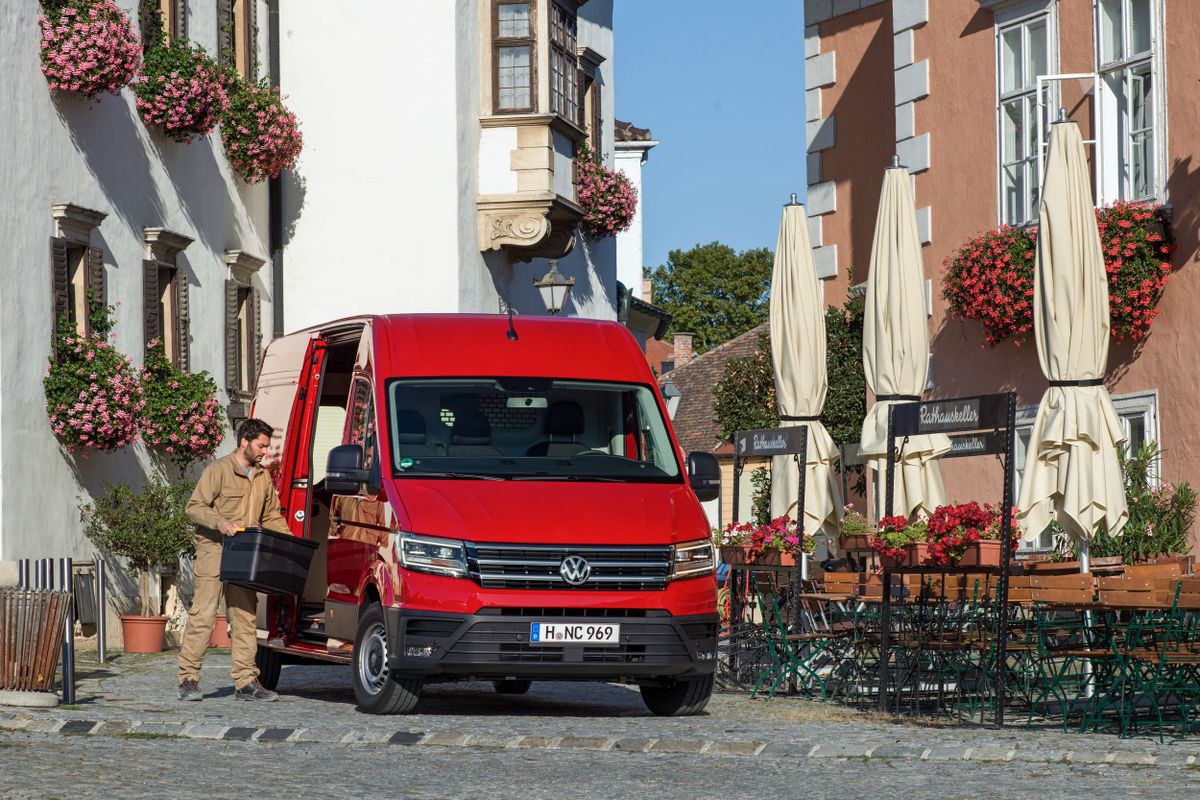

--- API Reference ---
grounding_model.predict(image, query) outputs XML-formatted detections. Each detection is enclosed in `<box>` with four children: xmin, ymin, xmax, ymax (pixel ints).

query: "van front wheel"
<box><xmin>352</xmin><ymin>603</ymin><xmax>422</xmax><ymax>714</ymax></box>
<box><xmin>639</xmin><ymin>674</ymin><xmax>714</xmax><ymax>716</ymax></box>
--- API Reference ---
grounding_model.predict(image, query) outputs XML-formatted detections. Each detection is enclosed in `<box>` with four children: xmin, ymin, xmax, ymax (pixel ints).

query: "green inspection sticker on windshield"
<box><xmin>399</xmin><ymin>457</ymin><xmax>414</xmax><ymax>470</ymax></box>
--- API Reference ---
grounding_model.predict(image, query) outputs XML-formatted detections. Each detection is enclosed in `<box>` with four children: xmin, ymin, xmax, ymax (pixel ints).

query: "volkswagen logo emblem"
<box><xmin>559</xmin><ymin>555</ymin><xmax>591</xmax><ymax>586</ymax></box>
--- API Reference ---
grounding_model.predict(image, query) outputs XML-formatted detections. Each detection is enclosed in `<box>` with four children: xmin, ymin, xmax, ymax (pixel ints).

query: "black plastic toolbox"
<box><xmin>220</xmin><ymin>527</ymin><xmax>318</xmax><ymax>595</ymax></box>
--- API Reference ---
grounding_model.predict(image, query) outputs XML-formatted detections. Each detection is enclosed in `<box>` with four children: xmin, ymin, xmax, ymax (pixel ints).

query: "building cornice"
<box><xmin>51</xmin><ymin>203</ymin><xmax>107</xmax><ymax>245</ymax></box>
<box><xmin>224</xmin><ymin>249</ymin><xmax>266</xmax><ymax>283</ymax></box>
<box><xmin>143</xmin><ymin>227</ymin><xmax>194</xmax><ymax>262</ymax></box>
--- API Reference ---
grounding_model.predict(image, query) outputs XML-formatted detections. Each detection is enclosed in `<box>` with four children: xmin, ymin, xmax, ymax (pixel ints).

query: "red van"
<box><xmin>250</xmin><ymin>314</ymin><xmax>721</xmax><ymax>716</ymax></box>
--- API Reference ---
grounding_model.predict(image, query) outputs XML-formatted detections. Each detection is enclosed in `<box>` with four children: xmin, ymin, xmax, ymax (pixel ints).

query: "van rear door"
<box><xmin>276</xmin><ymin>336</ymin><xmax>329</xmax><ymax>537</ymax></box>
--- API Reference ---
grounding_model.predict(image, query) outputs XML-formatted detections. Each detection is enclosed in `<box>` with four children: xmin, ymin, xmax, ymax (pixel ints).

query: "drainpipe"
<box><xmin>268</xmin><ymin>0</ymin><xmax>284</xmax><ymax>337</ymax></box>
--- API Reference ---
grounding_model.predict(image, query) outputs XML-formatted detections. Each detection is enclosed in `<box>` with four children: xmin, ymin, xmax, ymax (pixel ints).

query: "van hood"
<box><xmin>387</xmin><ymin>479</ymin><xmax>710</xmax><ymax>545</ymax></box>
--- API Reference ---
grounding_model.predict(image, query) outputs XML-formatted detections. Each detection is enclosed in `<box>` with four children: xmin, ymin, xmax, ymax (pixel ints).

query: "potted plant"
<box><xmin>839</xmin><ymin>506</ymin><xmax>873</xmax><ymax>551</ymax></box>
<box><xmin>715</xmin><ymin>521</ymin><xmax>755</xmax><ymax>565</ymax></box>
<box><xmin>221</xmin><ymin>78</ymin><xmax>303</xmax><ymax>183</ymax></box>
<box><xmin>81</xmin><ymin>476</ymin><xmax>195</xmax><ymax>652</ymax></box>
<box><xmin>748</xmin><ymin>516</ymin><xmax>814</xmax><ymax>566</ymax></box>
<box><xmin>959</xmin><ymin>504</ymin><xmax>1021</xmax><ymax>567</ymax></box>
<box><xmin>133</xmin><ymin>38</ymin><xmax>228</xmax><ymax>142</ymax></box>
<box><xmin>38</xmin><ymin>0</ymin><xmax>141</xmax><ymax>100</ymax></box>
<box><xmin>870</xmin><ymin>516</ymin><xmax>926</xmax><ymax>571</ymax></box>
<box><xmin>44</xmin><ymin>299</ymin><xmax>145</xmax><ymax>453</ymax></box>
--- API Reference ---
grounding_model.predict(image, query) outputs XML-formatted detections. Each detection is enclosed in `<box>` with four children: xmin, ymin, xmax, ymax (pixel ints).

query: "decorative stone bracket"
<box><xmin>478</xmin><ymin>193</ymin><xmax>583</xmax><ymax>263</ymax></box>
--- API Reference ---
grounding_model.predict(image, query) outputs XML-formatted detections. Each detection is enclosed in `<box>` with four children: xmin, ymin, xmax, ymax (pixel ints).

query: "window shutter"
<box><xmin>247</xmin><ymin>0</ymin><xmax>258</xmax><ymax>80</ymax></box>
<box><xmin>217</xmin><ymin>0</ymin><xmax>234</xmax><ymax>68</ymax></box>
<box><xmin>250</xmin><ymin>287</ymin><xmax>263</xmax><ymax>392</ymax></box>
<box><xmin>50</xmin><ymin>237</ymin><xmax>69</xmax><ymax>356</ymax></box>
<box><xmin>175</xmin><ymin>268</ymin><xmax>191</xmax><ymax>373</ymax></box>
<box><xmin>173</xmin><ymin>0</ymin><xmax>188</xmax><ymax>41</ymax></box>
<box><xmin>138</xmin><ymin>3</ymin><xmax>161</xmax><ymax>49</ymax></box>
<box><xmin>225</xmin><ymin>279</ymin><xmax>240</xmax><ymax>394</ymax></box>
<box><xmin>143</xmin><ymin>260</ymin><xmax>160</xmax><ymax>356</ymax></box>
<box><xmin>87</xmin><ymin>247</ymin><xmax>105</xmax><ymax>310</ymax></box>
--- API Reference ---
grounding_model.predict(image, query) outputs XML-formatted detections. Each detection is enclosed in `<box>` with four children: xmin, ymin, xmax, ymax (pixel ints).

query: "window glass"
<box><xmin>1129</xmin><ymin>0</ymin><xmax>1152</xmax><ymax>56</ymax></box>
<box><xmin>498</xmin><ymin>45</ymin><xmax>531</xmax><ymax>110</ymax></box>
<box><xmin>1129</xmin><ymin>64</ymin><xmax>1153</xmax><ymax>198</ymax></box>
<box><xmin>1001</xmin><ymin>27</ymin><xmax>1022</xmax><ymax>94</ymax></box>
<box><xmin>497</xmin><ymin>2</ymin><xmax>530</xmax><ymax>37</ymax></box>
<box><xmin>1028</xmin><ymin>21</ymin><xmax>1047</xmax><ymax>83</ymax></box>
<box><xmin>386</xmin><ymin>378</ymin><xmax>682</xmax><ymax>483</ymax></box>
<box><xmin>1100</xmin><ymin>0</ymin><xmax>1122</xmax><ymax>62</ymax></box>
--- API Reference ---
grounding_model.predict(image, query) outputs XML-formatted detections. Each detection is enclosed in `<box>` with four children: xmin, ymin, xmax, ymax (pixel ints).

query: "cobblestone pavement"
<box><xmin>3</xmin><ymin>651</ymin><xmax>1200</xmax><ymax>798</ymax></box>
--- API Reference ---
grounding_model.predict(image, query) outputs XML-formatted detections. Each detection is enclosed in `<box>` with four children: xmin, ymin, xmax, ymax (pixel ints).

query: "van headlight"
<box><xmin>398</xmin><ymin>532</ymin><xmax>468</xmax><ymax>578</ymax></box>
<box><xmin>671</xmin><ymin>539</ymin><xmax>715</xmax><ymax>580</ymax></box>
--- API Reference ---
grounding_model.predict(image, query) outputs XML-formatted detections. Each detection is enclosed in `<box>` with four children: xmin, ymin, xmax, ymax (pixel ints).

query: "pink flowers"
<box><xmin>141</xmin><ymin>341</ymin><xmax>226</xmax><ymax>466</ymax></box>
<box><xmin>221</xmin><ymin>80</ymin><xmax>303</xmax><ymax>182</ymax></box>
<box><xmin>574</xmin><ymin>140</ymin><xmax>637</xmax><ymax>240</ymax></box>
<box><xmin>133</xmin><ymin>41</ymin><xmax>228</xmax><ymax>142</ymax></box>
<box><xmin>39</xmin><ymin>0</ymin><xmax>140</xmax><ymax>99</ymax></box>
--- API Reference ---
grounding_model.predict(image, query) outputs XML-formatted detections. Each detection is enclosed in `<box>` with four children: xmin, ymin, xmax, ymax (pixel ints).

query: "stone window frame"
<box><xmin>224</xmin><ymin>250</ymin><xmax>265</xmax><ymax>420</ymax></box>
<box><xmin>50</xmin><ymin>203</ymin><xmax>108</xmax><ymax>348</ymax></box>
<box><xmin>143</xmin><ymin>227</ymin><xmax>194</xmax><ymax>372</ymax></box>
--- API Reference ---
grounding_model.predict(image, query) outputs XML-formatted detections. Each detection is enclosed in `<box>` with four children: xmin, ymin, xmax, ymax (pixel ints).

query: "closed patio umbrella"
<box><xmin>860</xmin><ymin>161</ymin><xmax>950</xmax><ymax>519</ymax></box>
<box><xmin>768</xmin><ymin>196</ymin><xmax>843</xmax><ymax>549</ymax></box>
<box><xmin>1018</xmin><ymin>119</ymin><xmax>1127</xmax><ymax>547</ymax></box>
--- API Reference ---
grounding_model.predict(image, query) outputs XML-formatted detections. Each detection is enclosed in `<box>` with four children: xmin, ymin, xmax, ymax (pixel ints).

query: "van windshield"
<box><xmin>385</xmin><ymin>378</ymin><xmax>682</xmax><ymax>482</ymax></box>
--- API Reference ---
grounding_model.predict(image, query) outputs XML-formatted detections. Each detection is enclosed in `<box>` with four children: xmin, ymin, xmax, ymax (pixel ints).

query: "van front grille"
<box><xmin>465</xmin><ymin>543</ymin><xmax>671</xmax><ymax>591</ymax></box>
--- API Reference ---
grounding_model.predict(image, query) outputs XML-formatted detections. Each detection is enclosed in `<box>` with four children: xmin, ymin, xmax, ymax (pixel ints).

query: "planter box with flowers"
<box><xmin>924</xmin><ymin>501</ymin><xmax>1020</xmax><ymax>568</ymax></box>
<box><xmin>39</xmin><ymin>0</ymin><xmax>141</xmax><ymax>100</ymax></box>
<box><xmin>715</xmin><ymin>516</ymin><xmax>814</xmax><ymax>566</ymax></box>
<box><xmin>133</xmin><ymin>39</ymin><xmax>228</xmax><ymax>142</ymax></box>
<box><xmin>838</xmin><ymin>506</ymin><xmax>873</xmax><ymax>552</ymax></box>
<box><xmin>221</xmin><ymin>79</ymin><xmax>303</xmax><ymax>183</ymax></box>
<box><xmin>943</xmin><ymin>201</ymin><xmax>1174</xmax><ymax>347</ymax></box>
<box><xmin>44</xmin><ymin>301</ymin><xmax>145</xmax><ymax>453</ymax></box>
<box><xmin>574</xmin><ymin>140</ymin><xmax>637</xmax><ymax>241</ymax></box>
<box><xmin>869</xmin><ymin>516</ymin><xmax>927</xmax><ymax>571</ymax></box>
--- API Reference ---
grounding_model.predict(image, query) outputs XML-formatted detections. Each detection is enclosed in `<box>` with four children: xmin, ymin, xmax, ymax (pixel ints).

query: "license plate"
<box><xmin>529</xmin><ymin>622</ymin><xmax>620</xmax><ymax>646</ymax></box>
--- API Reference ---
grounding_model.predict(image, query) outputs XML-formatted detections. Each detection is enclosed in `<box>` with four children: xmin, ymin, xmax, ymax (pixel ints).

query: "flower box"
<box><xmin>719</xmin><ymin>545</ymin><xmax>752</xmax><ymax>565</ymax></box>
<box><xmin>840</xmin><ymin>534</ymin><xmax>871</xmax><ymax>551</ymax></box>
<box><xmin>719</xmin><ymin>545</ymin><xmax>801</xmax><ymax>567</ymax></box>
<box><xmin>960</xmin><ymin>540</ymin><xmax>1003</xmax><ymax>568</ymax></box>
<box><xmin>877</xmin><ymin>551</ymin><xmax>907</xmax><ymax>572</ymax></box>
<box><xmin>904</xmin><ymin>541</ymin><xmax>934</xmax><ymax>567</ymax></box>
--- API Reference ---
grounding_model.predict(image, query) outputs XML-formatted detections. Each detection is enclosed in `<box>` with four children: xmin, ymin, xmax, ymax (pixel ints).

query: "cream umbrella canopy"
<box><xmin>768</xmin><ymin>197</ymin><xmax>843</xmax><ymax>547</ymax></box>
<box><xmin>1017</xmin><ymin>119</ymin><xmax>1128</xmax><ymax>545</ymax></box>
<box><xmin>860</xmin><ymin>162</ymin><xmax>951</xmax><ymax>519</ymax></box>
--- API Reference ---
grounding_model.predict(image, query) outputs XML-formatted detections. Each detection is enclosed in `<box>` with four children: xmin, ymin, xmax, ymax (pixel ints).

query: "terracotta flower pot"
<box><xmin>961</xmin><ymin>540</ymin><xmax>1003</xmax><ymax>568</ymax></box>
<box><xmin>120</xmin><ymin>615</ymin><xmax>167</xmax><ymax>653</ymax></box>
<box><xmin>877</xmin><ymin>552</ymin><xmax>907</xmax><ymax>572</ymax></box>
<box><xmin>719</xmin><ymin>545</ymin><xmax>752</xmax><ymax>565</ymax></box>
<box><xmin>209</xmin><ymin>613</ymin><xmax>232</xmax><ymax>648</ymax></box>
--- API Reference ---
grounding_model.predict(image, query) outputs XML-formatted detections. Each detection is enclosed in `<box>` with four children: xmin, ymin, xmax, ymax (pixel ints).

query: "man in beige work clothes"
<box><xmin>178</xmin><ymin>418</ymin><xmax>290</xmax><ymax>701</ymax></box>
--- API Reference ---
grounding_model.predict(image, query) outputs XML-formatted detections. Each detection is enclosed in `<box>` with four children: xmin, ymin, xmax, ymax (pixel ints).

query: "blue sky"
<box><xmin>614</xmin><ymin>0</ymin><xmax>807</xmax><ymax>272</ymax></box>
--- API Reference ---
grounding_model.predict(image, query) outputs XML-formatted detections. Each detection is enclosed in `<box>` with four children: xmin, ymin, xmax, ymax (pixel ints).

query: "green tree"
<box><xmin>651</xmin><ymin>242</ymin><xmax>773</xmax><ymax>353</ymax></box>
<box><xmin>712</xmin><ymin>293</ymin><xmax>867</xmax><ymax>491</ymax></box>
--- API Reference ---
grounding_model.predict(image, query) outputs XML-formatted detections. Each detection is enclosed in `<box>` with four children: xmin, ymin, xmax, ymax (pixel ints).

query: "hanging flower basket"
<box><xmin>140</xmin><ymin>340</ymin><xmax>225</xmax><ymax>468</ymax></box>
<box><xmin>44</xmin><ymin>305</ymin><xmax>144</xmax><ymax>453</ymax></box>
<box><xmin>221</xmin><ymin>79</ymin><xmax>303</xmax><ymax>183</ymax></box>
<box><xmin>574</xmin><ymin>140</ymin><xmax>637</xmax><ymax>241</ymax></box>
<box><xmin>133</xmin><ymin>40</ymin><xmax>228</xmax><ymax>142</ymax></box>
<box><xmin>38</xmin><ymin>0</ymin><xmax>141</xmax><ymax>100</ymax></box>
<box><xmin>942</xmin><ymin>202</ymin><xmax>1175</xmax><ymax>346</ymax></box>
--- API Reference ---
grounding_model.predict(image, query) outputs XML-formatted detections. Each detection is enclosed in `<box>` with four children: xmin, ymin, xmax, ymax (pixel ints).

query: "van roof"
<box><xmin>348</xmin><ymin>314</ymin><xmax>652</xmax><ymax>383</ymax></box>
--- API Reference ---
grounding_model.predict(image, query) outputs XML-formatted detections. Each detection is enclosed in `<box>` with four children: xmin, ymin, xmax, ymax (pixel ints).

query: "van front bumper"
<box><xmin>385</xmin><ymin>608</ymin><xmax>718</xmax><ymax>681</ymax></box>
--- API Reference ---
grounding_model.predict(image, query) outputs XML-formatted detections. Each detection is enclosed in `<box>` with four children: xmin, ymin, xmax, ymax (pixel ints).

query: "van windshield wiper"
<box><xmin>509</xmin><ymin>474</ymin><xmax>626</xmax><ymax>483</ymax></box>
<box><xmin>403</xmin><ymin>471</ymin><xmax>509</xmax><ymax>481</ymax></box>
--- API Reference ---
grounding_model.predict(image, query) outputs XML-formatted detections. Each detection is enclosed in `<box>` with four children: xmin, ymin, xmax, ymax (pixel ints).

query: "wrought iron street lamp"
<box><xmin>532</xmin><ymin>260</ymin><xmax>575</xmax><ymax>315</ymax></box>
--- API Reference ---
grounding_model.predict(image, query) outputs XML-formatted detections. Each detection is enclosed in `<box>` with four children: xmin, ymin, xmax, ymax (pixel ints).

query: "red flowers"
<box><xmin>924</xmin><ymin>502</ymin><xmax>1021</xmax><ymax>566</ymax></box>
<box><xmin>718</xmin><ymin>516</ymin><xmax>813</xmax><ymax>557</ymax></box>
<box><xmin>943</xmin><ymin>202</ymin><xmax>1175</xmax><ymax>346</ymax></box>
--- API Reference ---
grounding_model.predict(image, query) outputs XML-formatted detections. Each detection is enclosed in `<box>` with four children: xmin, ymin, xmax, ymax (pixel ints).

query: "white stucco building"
<box><xmin>277</xmin><ymin>0</ymin><xmax>620</xmax><ymax>328</ymax></box>
<box><xmin>0</xmin><ymin>0</ymin><xmax>276</xmax><ymax>633</ymax></box>
<box><xmin>614</xmin><ymin>119</ymin><xmax>659</xmax><ymax>301</ymax></box>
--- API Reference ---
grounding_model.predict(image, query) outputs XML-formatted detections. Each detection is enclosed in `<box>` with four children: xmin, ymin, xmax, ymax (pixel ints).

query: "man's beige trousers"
<box><xmin>176</xmin><ymin>534</ymin><xmax>260</xmax><ymax>689</ymax></box>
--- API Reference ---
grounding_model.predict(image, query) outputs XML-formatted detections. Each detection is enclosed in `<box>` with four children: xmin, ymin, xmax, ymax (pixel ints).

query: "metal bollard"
<box><xmin>95</xmin><ymin>556</ymin><xmax>107</xmax><ymax>664</ymax></box>
<box><xmin>58</xmin><ymin>558</ymin><xmax>76</xmax><ymax>705</ymax></box>
<box><xmin>17</xmin><ymin>559</ymin><xmax>30</xmax><ymax>589</ymax></box>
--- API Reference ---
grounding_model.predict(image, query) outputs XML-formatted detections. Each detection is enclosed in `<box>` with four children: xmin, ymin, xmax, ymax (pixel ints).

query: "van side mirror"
<box><xmin>686</xmin><ymin>451</ymin><xmax>720</xmax><ymax>502</ymax></box>
<box><xmin>327</xmin><ymin>444</ymin><xmax>369</xmax><ymax>495</ymax></box>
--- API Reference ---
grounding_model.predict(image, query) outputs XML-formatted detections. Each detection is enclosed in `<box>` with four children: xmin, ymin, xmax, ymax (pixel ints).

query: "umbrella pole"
<box><xmin>1080</xmin><ymin>537</ymin><xmax>1094</xmax><ymax>701</ymax></box>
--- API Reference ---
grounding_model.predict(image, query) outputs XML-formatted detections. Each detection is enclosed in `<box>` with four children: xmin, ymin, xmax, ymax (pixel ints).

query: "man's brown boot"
<box><xmin>178</xmin><ymin>679</ymin><xmax>202</xmax><ymax>701</ymax></box>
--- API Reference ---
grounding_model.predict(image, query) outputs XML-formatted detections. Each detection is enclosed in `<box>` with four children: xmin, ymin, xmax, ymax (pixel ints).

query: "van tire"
<box><xmin>492</xmin><ymin>679</ymin><xmax>532</xmax><ymax>695</ymax></box>
<box><xmin>639</xmin><ymin>674</ymin><xmax>714</xmax><ymax>716</ymax></box>
<box><xmin>256</xmin><ymin>645</ymin><xmax>282</xmax><ymax>691</ymax></box>
<box><xmin>352</xmin><ymin>603</ymin><xmax>422</xmax><ymax>714</ymax></box>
